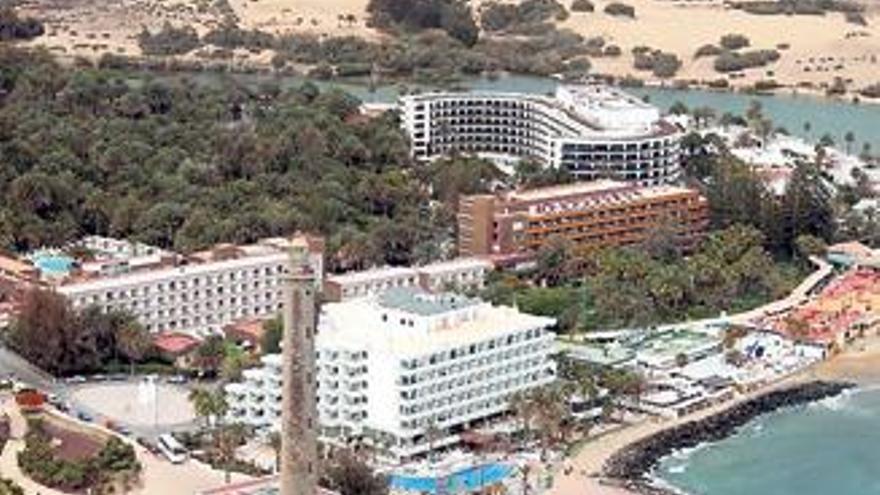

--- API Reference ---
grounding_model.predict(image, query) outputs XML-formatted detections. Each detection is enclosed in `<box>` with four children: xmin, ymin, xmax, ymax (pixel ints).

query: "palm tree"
<box><xmin>188</xmin><ymin>388</ymin><xmax>228</xmax><ymax>429</ymax></box>
<box><xmin>423</xmin><ymin>418</ymin><xmax>444</xmax><ymax>460</ymax></box>
<box><xmin>845</xmin><ymin>131</ymin><xmax>856</xmax><ymax>154</ymax></box>
<box><xmin>116</xmin><ymin>322</ymin><xmax>152</xmax><ymax>375</ymax></box>
<box><xmin>268</xmin><ymin>431</ymin><xmax>282</xmax><ymax>474</ymax></box>
<box><xmin>508</xmin><ymin>391</ymin><xmax>537</xmax><ymax>443</ymax></box>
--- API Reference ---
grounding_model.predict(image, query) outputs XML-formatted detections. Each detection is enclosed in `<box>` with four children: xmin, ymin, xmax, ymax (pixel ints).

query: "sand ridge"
<box><xmin>14</xmin><ymin>0</ymin><xmax>880</xmax><ymax>91</ymax></box>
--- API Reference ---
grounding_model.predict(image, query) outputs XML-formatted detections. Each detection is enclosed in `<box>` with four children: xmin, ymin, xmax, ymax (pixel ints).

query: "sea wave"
<box><xmin>666</xmin><ymin>463</ymin><xmax>688</xmax><ymax>474</ymax></box>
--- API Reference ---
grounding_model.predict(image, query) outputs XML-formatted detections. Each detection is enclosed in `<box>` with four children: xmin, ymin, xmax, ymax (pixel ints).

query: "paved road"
<box><xmin>0</xmin><ymin>344</ymin><xmax>57</xmax><ymax>391</ymax></box>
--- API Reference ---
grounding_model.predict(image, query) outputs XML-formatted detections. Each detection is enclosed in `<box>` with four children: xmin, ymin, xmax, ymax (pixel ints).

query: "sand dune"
<box><xmin>15</xmin><ymin>0</ymin><xmax>880</xmax><ymax>91</ymax></box>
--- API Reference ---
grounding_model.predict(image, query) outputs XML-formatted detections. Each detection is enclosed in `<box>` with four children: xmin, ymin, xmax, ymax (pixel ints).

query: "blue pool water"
<box><xmin>390</xmin><ymin>463</ymin><xmax>514</xmax><ymax>493</ymax></box>
<box><xmin>33</xmin><ymin>254</ymin><xmax>74</xmax><ymax>276</ymax></box>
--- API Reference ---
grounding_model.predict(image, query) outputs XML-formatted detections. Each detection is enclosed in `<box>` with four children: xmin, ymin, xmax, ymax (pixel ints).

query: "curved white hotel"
<box><xmin>400</xmin><ymin>84</ymin><xmax>682</xmax><ymax>186</ymax></box>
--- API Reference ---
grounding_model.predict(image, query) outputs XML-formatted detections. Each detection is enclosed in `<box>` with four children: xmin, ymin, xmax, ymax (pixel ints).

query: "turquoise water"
<box><xmin>33</xmin><ymin>254</ymin><xmax>74</xmax><ymax>275</ymax></box>
<box><xmin>162</xmin><ymin>71</ymin><xmax>880</xmax><ymax>150</ymax></box>
<box><xmin>390</xmin><ymin>463</ymin><xmax>513</xmax><ymax>493</ymax></box>
<box><xmin>658</xmin><ymin>387</ymin><xmax>880</xmax><ymax>495</ymax></box>
<box><xmin>324</xmin><ymin>75</ymin><xmax>880</xmax><ymax>149</ymax></box>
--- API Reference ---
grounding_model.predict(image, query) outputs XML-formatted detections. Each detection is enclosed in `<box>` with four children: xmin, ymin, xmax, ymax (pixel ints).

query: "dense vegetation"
<box><xmin>480</xmin><ymin>0</ymin><xmax>568</xmax><ymax>32</ymax></box>
<box><xmin>483</xmin><ymin>224</ymin><xmax>810</xmax><ymax>331</ymax></box>
<box><xmin>135</xmin><ymin>16</ymin><xmax>594</xmax><ymax>81</ymax></box>
<box><xmin>137</xmin><ymin>22</ymin><xmax>201</xmax><ymax>55</ymax></box>
<box><xmin>714</xmin><ymin>49</ymin><xmax>781</xmax><ymax>73</ymax></box>
<box><xmin>18</xmin><ymin>418</ymin><xmax>140</xmax><ymax>492</ymax></box>
<box><xmin>728</xmin><ymin>0</ymin><xmax>863</xmax><ymax>16</ymax></box>
<box><xmin>6</xmin><ymin>289</ymin><xmax>154</xmax><ymax>376</ymax></box>
<box><xmin>0</xmin><ymin>46</ymin><xmax>480</xmax><ymax>270</ymax></box>
<box><xmin>366</xmin><ymin>0</ymin><xmax>479</xmax><ymax>45</ymax></box>
<box><xmin>321</xmin><ymin>449</ymin><xmax>389</xmax><ymax>495</ymax></box>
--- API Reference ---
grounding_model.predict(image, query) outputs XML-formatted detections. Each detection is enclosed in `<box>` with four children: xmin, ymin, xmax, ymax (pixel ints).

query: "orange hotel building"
<box><xmin>458</xmin><ymin>180</ymin><xmax>710</xmax><ymax>263</ymax></box>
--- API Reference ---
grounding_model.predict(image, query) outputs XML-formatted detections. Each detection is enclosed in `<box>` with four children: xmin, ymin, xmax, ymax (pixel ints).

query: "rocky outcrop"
<box><xmin>602</xmin><ymin>380</ymin><xmax>854</xmax><ymax>494</ymax></box>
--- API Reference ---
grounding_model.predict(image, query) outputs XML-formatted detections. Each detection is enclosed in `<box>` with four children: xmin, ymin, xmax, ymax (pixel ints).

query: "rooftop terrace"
<box><xmin>378</xmin><ymin>287</ymin><xmax>479</xmax><ymax>316</ymax></box>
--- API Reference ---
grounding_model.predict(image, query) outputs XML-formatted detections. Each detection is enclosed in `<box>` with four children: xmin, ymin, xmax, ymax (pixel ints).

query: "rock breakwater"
<box><xmin>602</xmin><ymin>380</ymin><xmax>854</xmax><ymax>494</ymax></box>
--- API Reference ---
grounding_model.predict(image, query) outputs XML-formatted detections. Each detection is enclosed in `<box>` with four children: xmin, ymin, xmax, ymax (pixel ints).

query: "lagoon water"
<box><xmin>657</xmin><ymin>387</ymin><xmax>880</xmax><ymax>495</ymax></box>
<box><xmin>171</xmin><ymin>72</ymin><xmax>880</xmax><ymax>148</ymax></box>
<box><xmin>328</xmin><ymin>75</ymin><xmax>880</xmax><ymax>149</ymax></box>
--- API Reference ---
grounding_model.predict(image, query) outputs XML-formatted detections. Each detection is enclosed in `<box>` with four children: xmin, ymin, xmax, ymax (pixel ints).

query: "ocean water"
<box><xmin>657</xmin><ymin>387</ymin><xmax>880</xmax><ymax>495</ymax></box>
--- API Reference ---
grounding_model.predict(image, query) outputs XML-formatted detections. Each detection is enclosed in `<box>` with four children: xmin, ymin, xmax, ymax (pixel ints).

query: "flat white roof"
<box><xmin>505</xmin><ymin>181</ymin><xmax>700</xmax><ymax>208</ymax></box>
<box><xmin>415</xmin><ymin>257</ymin><xmax>493</xmax><ymax>275</ymax></box>
<box><xmin>318</xmin><ymin>297</ymin><xmax>555</xmax><ymax>355</ymax></box>
<box><xmin>326</xmin><ymin>265</ymin><xmax>417</xmax><ymax>286</ymax></box>
<box><xmin>57</xmin><ymin>251</ymin><xmax>287</xmax><ymax>294</ymax></box>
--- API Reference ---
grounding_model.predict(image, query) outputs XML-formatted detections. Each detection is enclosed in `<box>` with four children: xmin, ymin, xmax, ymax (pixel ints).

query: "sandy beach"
<box><xmin>545</xmin><ymin>336</ymin><xmax>880</xmax><ymax>495</ymax></box>
<box><xmin>558</xmin><ymin>0</ymin><xmax>880</xmax><ymax>90</ymax></box>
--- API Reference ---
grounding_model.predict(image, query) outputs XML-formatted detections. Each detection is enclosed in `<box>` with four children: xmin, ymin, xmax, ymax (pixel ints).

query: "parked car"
<box><xmin>166</xmin><ymin>375</ymin><xmax>188</xmax><ymax>385</ymax></box>
<box><xmin>66</xmin><ymin>375</ymin><xmax>86</xmax><ymax>384</ymax></box>
<box><xmin>77</xmin><ymin>410</ymin><xmax>93</xmax><ymax>422</ymax></box>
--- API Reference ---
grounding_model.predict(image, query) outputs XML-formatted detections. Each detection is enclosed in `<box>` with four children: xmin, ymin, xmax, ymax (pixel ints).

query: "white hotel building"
<box><xmin>57</xmin><ymin>237</ymin><xmax>323</xmax><ymax>337</ymax></box>
<box><xmin>227</xmin><ymin>288</ymin><xmax>556</xmax><ymax>461</ymax></box>
<box><xmin>322</xmin><ymin>257</ymin><xmax>493</xmax><ymax>302</ymax></box>
<box><xmin>400</xmin><ymin>84</ymin><xmax>682</xmax><ymax>186</ymax></box>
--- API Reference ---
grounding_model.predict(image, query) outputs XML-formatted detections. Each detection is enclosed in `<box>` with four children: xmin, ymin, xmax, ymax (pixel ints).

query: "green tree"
<box><xmin>188</xmin><ymin>388</ymin><xmax>228</xmax><ymax>429</ymax></box>
<box><xmin>261</xmin><ymin>316</ymin><xmax>283</xmax><ymax>354</ymax></box>
<box><xmin>116</xmin><ymin>321</ymin><xmax>153</xmax><ymax>375</ymax></box>
<box><xmin>844</xmin><ymin>131</ymin><xmax>856</xmax><ymax>154</ymax></box>
<box><xmin>322</xmin><ymin>449</ymin><xmax>388</xmax><ymax>495</ymax></box>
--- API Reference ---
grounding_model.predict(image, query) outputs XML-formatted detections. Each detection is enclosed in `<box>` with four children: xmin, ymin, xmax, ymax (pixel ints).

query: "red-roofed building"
<box><xmin>224</xmin><ymin>318</ymin><xmax>268</xmax><ymax>355</ymax></box>
<box><xmin>153</xmin><ymin>332</ymin><xmax>201</xmax><ymax>368</ymax></box>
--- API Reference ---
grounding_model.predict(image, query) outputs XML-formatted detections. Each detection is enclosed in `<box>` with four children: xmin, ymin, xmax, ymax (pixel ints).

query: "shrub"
<box><xmin>0</xmin><ymin>7</ymin><xmax>44</xmax><ymax>40</ymax></box>
<box><xmin>481</xmin><ymin>0</ymin><xmax>568</xmax><ymax>31</ymax></box>
<box><xmin>603</xmin><ymin>44</ymin><xmax>622</xmax><ymax>57</ymax></box>
<box><xmin>18</xmin><ymin>419</ymin><xmax>140</xmax><ymax>493</ymax></box>
<box><xmin>752</xmin><ymin>79</ymin><xmax>781</xmax><ymax>91</ymax></box>
<box><xmin>367</xmin><ymin>0</ymin><xmax>479</xmax><ymax>45</ymax></box>
<box><xmin>719</xmin><ymin>33</ymin><xmax>750</xmax><ymax>50</ymax></box>
<box><xmin>308</xmin><ymin>63</ymin><xmax>334</xmax><ymax>79</ymax></box>
<box><xmin>0</xmin><ymin>479</ymin><xmax>24</xmax><ymax>495</ymax></box>
<box><xmin>571</xmin><ymin>0</ymin><xmax>595</xmax><ymax>12</ymax></box>
<box><xmin>694</xmin><ymin>44</ymin><xmax>723</xmax><ymax>59</ymax></box>
<box><xmin>137</xmin><ymin>22</ymin><xmax>200</xmax><ymax>55</ymax></box>
<box><xmin>618</xmin><ymin>75</ymin><xmax>645</xmax><ymax>87</ymax></box>
<box><xmin>706</xmin><ymin>77</ymin><xmax>730</xmax><ymax>89</ymax></box>
<box><xmin>845</xmin><ymin>11</ymin><xmax>867</xmax><ymax>26</ymax></box>
<box><xmin>713</xmin><ymin>49</ymin><xmax>780</xmax><ymax>72</ymax></box>
<box><xmin>633</xmin><ymin>49</ymin><xmax>682</xmax><ymax>78</ymax></box>
<box><xmin>604</xmin><ymin>2</ymin><xmax>635</xmax><ymax>17</ymax></box>
<box><xmin>859</xmin><ymin>83</ymin><xmax>880</xmax><ymax>99</ymax></box>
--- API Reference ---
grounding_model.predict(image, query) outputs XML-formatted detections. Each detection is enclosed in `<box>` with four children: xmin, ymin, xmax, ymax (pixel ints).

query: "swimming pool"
<box><xmin>32</xmin><ymin>253</ymin><xmax>74</xmax><ymax>276</ymax></box>
<box><xmin>390</xmin><ymin>463</ymin><xmax>514</xmax><ymax>493</ymax></box>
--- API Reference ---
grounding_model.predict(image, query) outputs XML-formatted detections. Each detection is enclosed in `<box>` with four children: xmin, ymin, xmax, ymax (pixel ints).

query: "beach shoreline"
<box><xmin>547</xmin><ymin>338</ymin><xmax>880</xmax><ymax>495</ymax></box>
